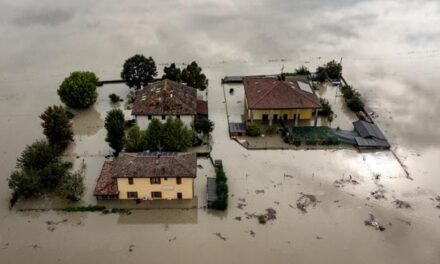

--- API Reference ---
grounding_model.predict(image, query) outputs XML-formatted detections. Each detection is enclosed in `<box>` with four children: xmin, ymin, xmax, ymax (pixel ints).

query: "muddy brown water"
<box><xmin>1</xmin><ymin>1</ymin><xmax>440</xmax><ymax>263</ymax></box>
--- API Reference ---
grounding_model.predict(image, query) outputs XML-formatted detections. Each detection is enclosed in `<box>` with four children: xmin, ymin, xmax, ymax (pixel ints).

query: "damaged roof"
<box><xmin>132</xmin><ymin>79</ymin><xmax>197</xmax><ymax>116</ymax></box>
<box><xmin>243</xmin><ymin>75</ymin><xmax>321</xmax><ymax>110</ymax></box>
<box><xmin>102</xmin><ymin>152</ymin><xmax>197</xmax><ymax>179</ymax></box>
<box><xmin>94</xmin><ymin>161</ymin><xmax>119</xmax><ymax>196</ymax></box>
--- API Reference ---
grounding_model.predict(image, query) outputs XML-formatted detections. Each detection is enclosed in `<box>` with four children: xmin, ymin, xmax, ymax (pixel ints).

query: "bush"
<box><xmin>305</xmin><ymin>137</ymin><xmax>318</xmax><ymax>145</ymax></box>
<box><xmin>193</xmin><ymin>118</ymin><xmax>214</xmax><ymax>136</ymax></box>
<box><xmin>293</xmin><ymin>137</ymin><xmax>301</xmax><ymax>147</ymax></box>
<box><xmin>57</xmin><ymin>171</ymin><xmax>85</xmax><ymax>201</ymax></box>
<box><xmin>246</xmin><ymin>123</ymin><xmax>261</xmax><ymax>137</ymax></box>
<box><xmin>109</xmin><ymin>93</ymin><xmax>121</xmax><ymax>103</ymax></box>
<box><xmin>58</xmin><ymin>71</ymin><xmax>99</xmax><ymax>108</ymax></box>
<box><xmin>63</xmin><ymin>205</ymin><xmax>106</xmax><ymax>212</ymax></box>
<box><xmin>346</xmin><ymin>96</ymin><xmax>365</xmax><ymax>112</ymax></box>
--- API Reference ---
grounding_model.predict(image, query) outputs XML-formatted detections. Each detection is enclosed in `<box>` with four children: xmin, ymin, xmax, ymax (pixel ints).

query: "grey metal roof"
<box><xmin>207</xmin><ymin>177</ymin><xmax>218</xmax><ymax>202</ymax></box>
<box><xmin>355</xmin><ymin>137</ymin><xmax>390</xmax><ymax>149</ymax></box>
<box><xmin>229</xmin><ymin>122</ymin><xmax>246</xmax><ymax>133</ymax></box>
<box><xmin>222</xmin><ymin>76</ymin><xmax>244</xmax><ymax>83</ymax></box>
<box><xmin>353</xmin><ymin>120</ymin><xmax>386</xmax><ymax>140</ymax></box>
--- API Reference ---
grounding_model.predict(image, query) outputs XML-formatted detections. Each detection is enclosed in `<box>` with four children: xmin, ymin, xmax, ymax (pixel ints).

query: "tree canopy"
<box><xmin>162</xmin><ymin>63</ymin><xmax>182</xmax><ymax>82</ymax></box>
<box><xmin>57</xmin><ymin>171</ymin><xmax>85</xmax><ymax>201</ymax></box>
<box><xmin>121</xmin><ymin>54</ymin><xmax>157</xmax><ymax>89</ymax></box>
<box><xmin>58</xmin><ymin>71</ymin><xmax>99</xmax><ymax>108</ymax></box>
<box><xmin>17</xmin><ymin>140</ymin><xmax>60</xmax><ymax>170</ymax></box>
<box><xmin>194</xmin><ymin>118</ymin><xmax>214</xmax><ymax>136</ymax></box>
<box><xmin>124</xmin><ymin>125</ymin><xmax>147</xmax><ymax>152</ymax></box>
<box><xmin>40</xmin><ymin>105</ymin><xmax>73</xmax><ymax>150</ymax></box>
<box><xmin>181</xmin><ymin>61</ymin><xmax>208</xmax><ymax>90</ymax></box>
<box><xmin>162</xmin><ymin>117</ymin><xmax>193</xmax><ymax>151</ymax></box>
<box><xmin>105</xmin><ymin>109</ymin><xmax>125</xmax><ymax>156</ymax></box>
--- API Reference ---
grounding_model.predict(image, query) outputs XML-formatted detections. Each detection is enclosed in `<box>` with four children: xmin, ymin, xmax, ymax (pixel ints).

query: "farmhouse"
<box><xmin>243</xmin><ymin>75</ymin><xmax>321</xmax><ymax>126</ymax></box>
<box><xmin>131</xmin><ymin>79</ymin><xmax>207</xmax><ymax>129</ymax></box>
<box><xmin>94</xmin><ymin>152</ymin><xmax>197</xmax><ymax>200</ymax></box>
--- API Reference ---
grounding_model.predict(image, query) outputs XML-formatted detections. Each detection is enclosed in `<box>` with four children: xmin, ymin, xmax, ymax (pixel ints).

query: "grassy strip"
<box><xmin>282</xmin><ymin>126</ymin><xmax>339</xmax><ymax>146</ymax></box>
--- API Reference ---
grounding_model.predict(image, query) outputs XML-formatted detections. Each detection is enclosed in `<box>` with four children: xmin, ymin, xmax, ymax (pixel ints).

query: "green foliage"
<box><xmin>63</xmin><ymin>205</ymin><xmax>106</xmax><ymax>212</ymax></box>
<box><xmin>285</xmin><ymin>127</ymin><xmax>339</xmax><ymax>146</ymax></box>
<box><xmin>8</xmin><ymin>170</ymin><xmax>42</xmax><ymax>199</ymax></box>
<box><xmin>246</xmin><ymin>123</ymin><xmax>261</xmax><ymax>137</ymax></box>
<box><xmin>105</xmin><ymin>109</ymin><xmax>125</xmax><ymax>156</ymax></box>
<box><xmin>124</xmin><ymin>125</ymin><xmax>147</xmax><ymax>152</ymax></box>
<box><xmin>319</xmin><ymin>98</ymin><xmax>334</xmax><ymax>122</ymax></box>
<box><xmin>211</xmin><ymin>166</ymin><xmax>228</xmax><ymax>211</ymax></box>
<box><xmin>38</xmin><ymin>161</ymin><xmax>72</xmax><ymax>190</ymax></box>
<box><xmin>314</xmin><ymin>66</ymin><xmax>327</xmax><ymax>83</ymax></box>
<box><xmin>313</xmin><ymin>60</ymin><xmax>342</xmax><ymax>82</ymax></box>
<box><xmin>162</xmin><ymin>117</ymin><xmax>193</xmax><ymax>151</ymax></box>
<box><xmin>144</xmin><ymin>118</ymin><xmax>164</xmax><ymax>151</ymax></box>
<box><xmin>40</xmin><ymin>105</ymin><xmax>73</xmax><ymax>150</ymax></box>
<box><xmin>181</xmin><ymin>61</ymin><xmax>208</xmax><ymax>90</ymax></box>
<box><xmin>162</xmin><ymin>63</ymin><xmax>182</xmax><ymax>82</ymax></box>
<box><xmin>109</xmin><ymin>93</ymin><xmax>121</xmax><ymax>103</ymax></box>
<box><xmin>121</xmin><ymin>54</ymin><xmax>157</xmax><ymax>89</ymax></box>
<box><xmin>57</xmin><ymin>171</ymin><xmax>85</xmax><ymax>201</ymax></box>
<box><xmin>293</xmin><ymin>137</ymin><xmax>301</xmax><ymax>147</ymax></box>
<box><xmin>58</xmin><ymin>71</ymin><xmax>99</xmax><ymax>108</ymax></box>
<box><xmin>193</xmin><ymin>118</ymin><xmax>214</xmax><ymax>135</ymax></box>
<box><xmin>17</xmin><ymin>140</ymin><xmax>60</xmax><ymax>170</ymax></box>
<box><xmin>294</xmin><ymin>65</ymin><xmax>311</xmax><ymax>75</ymax></box>
<box><xmin>340</xmin><ymin>85</ymin><xmax>365</xmax><ymax>112</ymax></box>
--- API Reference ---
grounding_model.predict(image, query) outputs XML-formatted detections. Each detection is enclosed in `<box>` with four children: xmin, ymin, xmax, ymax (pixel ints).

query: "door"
<box><xmin>273</xmin><ymin>114</ymin><xmax>278</xmax><ymax>121</ymax></box>
<box><xmin>177</xmin><ymin>192</ymin><xmax>183</xmax><ymax>199</ymax></box>
<box><xmin>262</xmin><ymin>114</ymin><xmax>269</xmax><ymax>122</ymax></box>
<box><xmin>283</xmin><ymin>114</ymin><xmax>288</xmax><ymax>121</ymax></box>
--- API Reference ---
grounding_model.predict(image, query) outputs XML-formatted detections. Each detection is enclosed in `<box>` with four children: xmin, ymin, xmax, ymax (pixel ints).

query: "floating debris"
<box><xmin>215</xmin><ymin>233</ymin><xmax>227</xmax><ymax>241</ymax></box>
<box><xmin>370</xmin><ymin>189</ymin><xmax>386</xmax><ymax>200</ymax></box>
<box><xmin>45</xmin><ymin>219</ymin><xmax>68</xmax><ymax>232</ymax></box>
<box><xmin>296</xmin><ymin>193</ymin><xmax>318</xmax><ymax>213</ymax></box>
<box><xmin>197</xmin><ymin>164</ymin><xmax>204</xmax><ymax>169</ymax></box>
<box><xmin>129</xmin><ymin>244</ymin><xmax>135</xmax><ymax>252</ymax></box>
<box><xmin>396</xmin><ymin>218</ymin><xmax>412</xmax><ymax>226</ymax></box>
<box><xmin>249</xmin><ymin>230</ymin><xmax>255</xmax><ymax>237</ymax></box>
<box><xmin>255</xmin><ymin>190</ymin><xmax>265</xmax><ymax>194</ymax></box>
<box><xmin>284</xmin><ymin>174</ymin><xmax>294</xmax><ymax>179</ymax></box>
<box><xmin>168</xmin><ymin>237</ymin><xmax>177</xmax><ymax>242</ymax></box>
<box><xmin>234</xmin><ymin>216</ymin><xmax>242</xmax><ymax>221</ymax></box>
<box><xmin>316</xmin><ymin>236</ymin><xmax>322</xmax><ymax>240</ymax></box>
<box><xmin>393</xmin><ymin>199</ymin><xmax>412</xmax><ymax>209</ymax></box>
<box><xmin>364</xmin><ymin>214</ymin><xmax>386</xmax><ymax>231</ymax></box>
<box><xmin>237</xmin><ymin>203</ymin><xmax>247</xmax><ymax>210</ymax></box>
<box><xmin>334</xmin><ymin>176</ymin><xmax>359</xmax><ymax>188</ymax></box>
<box><xmin>256</xmin><ymin>208</ymin><xmax>277</xmax><ymax>224</ymax></box>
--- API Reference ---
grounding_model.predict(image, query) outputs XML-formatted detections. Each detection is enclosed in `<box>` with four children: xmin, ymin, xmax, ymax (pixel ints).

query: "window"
<box><xmin>151</xmin><ymin>192</ymin><xmax>162</xmax><ymax>199</ymax></box>
<box><xmin>177</xmin><ymin>192</ymin><xmax>183</xmax><ymax>199</ymax></box>
<box><xmin>148</xmin><ymin>115</ymin><xmax>152</xmax><ymax>120</ymax></box>
<box><xmin>150</xmin><ymin>177</ymin><xmax>161</xmax><ymax>184</ymax></box>
<box><xmin>176</xmin><ymin>177</ymin><xmax>182</xmax><ymax>185</ymax></box>
<box><xmin>164</xmin><ymin>177</ymin><xmax>168</xmax><ymax>181</ymax></box>
<box><xmin>162</xmin><ymin>115</ymin><xmax>166</xmax><ymax>120</ymax></box>
<box><xmin>127</xmin><ymin>192</ymin><xmax>138</xmax><ymax>199</ymax></box>
<box><xmin>128</xmin><ymin>178</ymin><xmax>134</xmax><ymax>185</ymax></box>
<box><xmin>176</xmin><ymin>115</ymin><xmax>180</xmax><ymax>119</ymax></box>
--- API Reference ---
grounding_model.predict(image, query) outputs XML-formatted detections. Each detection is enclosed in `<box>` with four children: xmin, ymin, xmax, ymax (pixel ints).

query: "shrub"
<box><xmin>346</xmin><ymin>96</ymin><xmax>365</xmax><ymax>112</ymax></box>
<box><xmin>57</xmin><ymin>171</ymin><xmax>85</xmax><ymax>201</ymax></box>
<box><xmin>293</xmin><ymin>137</ymin><xmax>301</xmax><ymax>147</ymax></box>
<box><xmin>58</xmin><ymin>71</ymin><xmax>99</xmax><ymax>108</ymax></box>
<box><xmin>246</xmin><ymin>123</ymin><xmax>261</xmax><ymax>137</ymax></box>
<box><xmin>63</xmin><ymin>205</ymin><xmax>106</xmax><ymax>212</ymax></box>
<box><xmin>109</xmin><ymin>93</ymin><xmax>122</xmax><ymax>103</ymax></box>
<box><xmin>193</xmin><ymin>118</ymin><xmax>214</xmax><ymax>136</ymax></box>
<box><xmin>319</xmin><ymin>98</ymin><xmax>333</xmax><ymax>117</ymax></box>
<box><xmin>305</xmin><ymin>137</ymin><xmax>318</xmax><ymax>145</ymax></box>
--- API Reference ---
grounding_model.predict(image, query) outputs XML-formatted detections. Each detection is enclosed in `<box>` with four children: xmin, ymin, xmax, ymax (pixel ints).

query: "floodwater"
<box><xmin>1</xmin><ymin>1</ymin><xmax>440</xmax><ymax>263</ymax></box>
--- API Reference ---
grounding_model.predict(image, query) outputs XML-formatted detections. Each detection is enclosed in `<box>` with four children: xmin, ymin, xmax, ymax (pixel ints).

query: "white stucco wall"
<box><xmin>135</xmin><ymin>115</ymin><xmax>194</xmax><ymax>130</ymax></box>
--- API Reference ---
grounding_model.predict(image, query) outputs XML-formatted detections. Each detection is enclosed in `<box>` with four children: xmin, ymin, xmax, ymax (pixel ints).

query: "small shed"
<box><xmin>229</xmin><ymin>122</ymin><xmax>246</xmax><ymax>137</ymax></box>
<box><xmin>353</xmin><ymin>120</ymin><xmax>390</xmax><ymax>149</ymax></box>
<box><xmin>207</xmin><ymin>177</ymin><xmax>218</xmax><ymax>207</ymax></box>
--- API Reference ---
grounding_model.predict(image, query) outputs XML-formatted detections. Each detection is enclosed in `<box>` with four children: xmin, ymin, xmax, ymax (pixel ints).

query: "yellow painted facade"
<box><xmin>249</xmin><ymin>108</ymin><xmax>313</xmax><ymax>120</ymax></box>
<box><xmin>117</xmin><ymin>177</ymin><xmax>194</xmax><ymax>200</ymax></box>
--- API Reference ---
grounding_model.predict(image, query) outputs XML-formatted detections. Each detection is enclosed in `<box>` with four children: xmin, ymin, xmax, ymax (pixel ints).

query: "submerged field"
<box><xmin>1</xmin><ymin>1</ymin><xmax>440</xmax><ymax>264</ymax></box>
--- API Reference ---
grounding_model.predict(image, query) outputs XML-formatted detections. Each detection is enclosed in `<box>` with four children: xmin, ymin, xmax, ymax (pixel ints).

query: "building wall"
<box><xmin>135</xmin><ymin>115</ymin><xmax>194</xmax><ymax>130</ymax></box>
<box><xmin>250</xmin><ymin>109</ymin><xmax>314</xmax><ymax>120</ymax></box>
<box><xmin>117</xmin><ymin>177</ymin><xmax>194</xmax><ymax>200</ymax></box>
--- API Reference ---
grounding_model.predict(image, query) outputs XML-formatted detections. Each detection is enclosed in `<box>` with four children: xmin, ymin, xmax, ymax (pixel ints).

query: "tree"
<box><xmin>8</xmin><ymin>170</ymin><xmax>42</xmax><ymax>199</ymax></box>
<box><xmin>17</xmin><ymin>140</ymin><xmax>60</xmax><ymax>170</ymax></box>
<box><xmin>124</xmin><ymin>125</ymin><xmax>147</xmax><ymax>152</ymax></box>
<box><xmin>58</xmin><ymin>71</ymin><xmax>99</xmax><ymax>108</ymax></box>
<box><xmin>57</xmin><ymin>171</ymin><xmax>85</xmax><ymax>201</ymax></box>
<box><xmin>162</xmin><ymin>117</ymin><xmax>192</xmax><ymax>151</ymax></box>
<box><xmin>104</xmin><ymin>109</ymin><xmax>125</xmax><ymax>156</ymax></box>
<box><xmin>181</xmin><ymin>61</ymin><xmax>208</xmax><ymax>90</ymax></box>
<box><xmin>324</xmin><ymin>60</ymin><xmax>342</xmax><ymax>80</ymax></box>
<box><xmin>121</xmin><ymin>54</ymin><xmax>157</xmax><ymax>89</ymax></box>
<box><xmin>144</xmin><ymin>118</ymin><xmax>164</xmax><ymax>151</ymax></box>
<box><xmin>194</xmin><ymin>118</ymin><xmax>214</xmax><ymax>136</ymax></box>
<box><xmin>162</xmin><ymin>63</ymin><xmax>182</xmax><ymax>82</ymax></box>
<box><xmin>40</xmin><ymin>105</ymin><xmax>74</xmax><ymax>150</ymax></box>
<box><xmin>314</xmin><ymin>66</ymin><xmax>327</xmax><ymax>83</ymax></box>
<box><xmin>38</xmin><ymin>161</ymin><xmax>72</xmax><ymax>190</ymax></box>
<box><xmin>294</xmin><ymin>66</ymin><xmax>310</xmax><ymax>75</ymax></box>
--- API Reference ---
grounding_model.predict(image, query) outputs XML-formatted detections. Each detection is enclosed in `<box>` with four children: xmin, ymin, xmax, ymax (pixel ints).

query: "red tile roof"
<box><xmin>196</xmin><ymin>100</ymin><xmax>208</xmax><ymax>116</ymax></box>
<box><xmin>132</xmin><ymin>79</ymin><xmax>197</xmax><ymax>115</ymax></box>
<box><xmin>94</xmin><ymin>161</ymin><xmax>119</xmax><ymax>196</ymax></box>
<box><xmin>243</xmin><ymin>76</ymin><xmax>321</xmax><ymax>109</ymax></box>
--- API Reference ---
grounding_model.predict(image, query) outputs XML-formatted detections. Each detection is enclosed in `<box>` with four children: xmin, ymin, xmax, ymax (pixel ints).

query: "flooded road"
<box><xmin>1</xmin><ymin>1</ymin><xmax>440</xmax><ymax>263</ymax></box>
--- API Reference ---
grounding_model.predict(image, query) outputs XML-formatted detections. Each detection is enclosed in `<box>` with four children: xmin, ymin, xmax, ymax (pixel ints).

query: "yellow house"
<box><xmin>94</xmin><ymin>152</ymin><xmax>196</xmax><ymax>200</ymax></box>
<box><xmin>243</xmin><ymin>75</ymin><xmax>321</xmax><ymax>126</ymax></box>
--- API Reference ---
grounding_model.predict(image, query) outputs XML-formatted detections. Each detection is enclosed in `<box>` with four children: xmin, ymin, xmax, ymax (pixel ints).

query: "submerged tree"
<box><xmin>124</xmin><ymin>125</ymin><xmax>147</xmax><ymax>152</ymax></box>
<box><xmin>181</xmin><ymin>61</ymin><xmax>208</xmax><ymax>90</ymax></box>
<box><xmin>194</xmin><ymin>118</ymin><xmax>214</xmax><ymax>136</ymax></box>
<box><xmin>58</xmin><ymin>71</ymin><xmax>99</xmax><ymax>108</ymax></box>
<box><xmin>121</xmin><ymin>54</ymin><xmax>157</xmax><ymax>89</ymax></box>
<box><xmin>162</xmin><ymin>63</ymin><xmax>182</xmax><ymax>82</ymax></box>
<box><xmin>57</xmin><ymin>171</ymin><xmax>85</xmax><ymax>201</ymax></box>
<box><xmin>294</xmin><ymin>65</ymin><xmax>311</xmax><ymax>75</ymax></box>
<box><xmin>104</xmin><ymin>109</ymin><xmax>125</xmax><ymax>156</ymax></box>
<box><xmin>17</xmin><ymin>140</ymin><xmax>60</xmax><ymax>171</ymax></box>
<box><xmin>162</xmin><ymin>117</ymin><xmax>192</xmax><ymax>151</ymax></box>
<box><xmin>144</xmin><ymin>118</ymin><xmax>164</xmax><ymax>151</ymax></box>
<box><xmin>40</xmin><ymin>105</ymin><xmax>74</xmax><ymax>150</ymax></box>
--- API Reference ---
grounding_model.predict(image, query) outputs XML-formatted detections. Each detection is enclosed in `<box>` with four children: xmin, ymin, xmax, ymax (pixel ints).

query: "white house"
<box><xmin>132</xmin><ymin>79</ymin><xmax>207</xmax><ymax>130</ymax></box>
